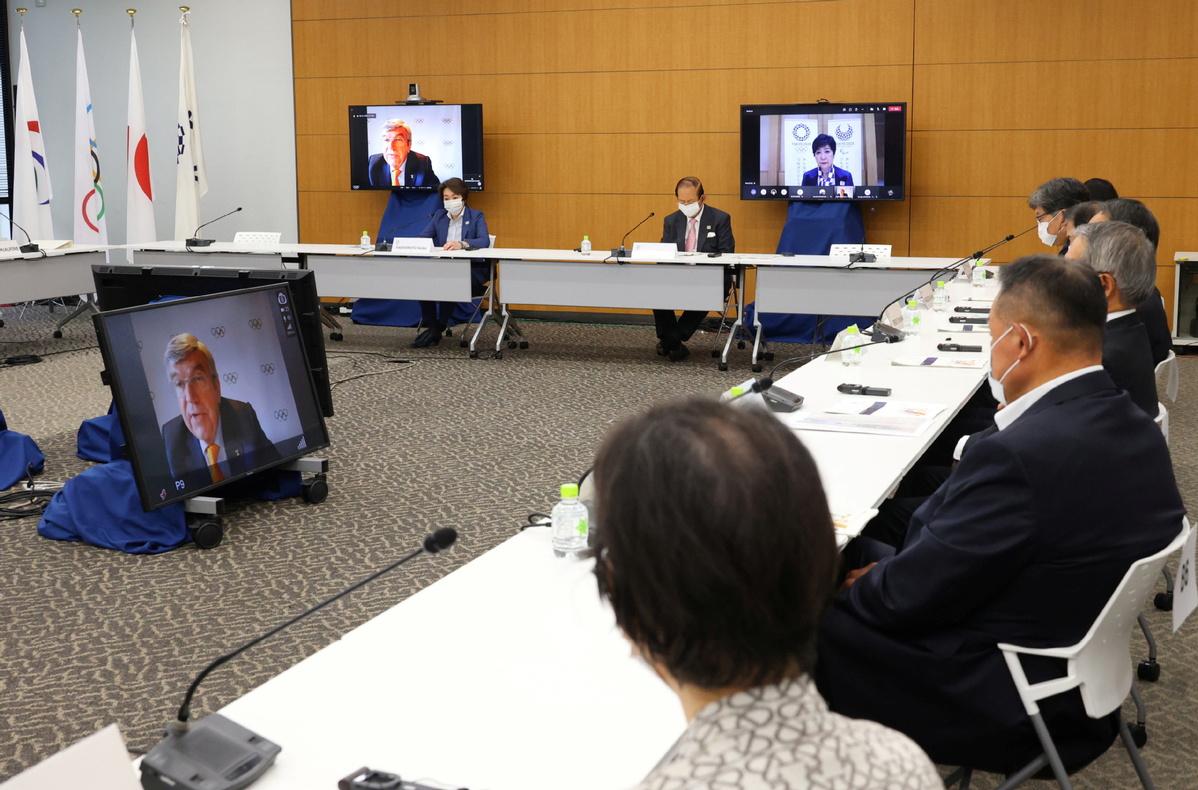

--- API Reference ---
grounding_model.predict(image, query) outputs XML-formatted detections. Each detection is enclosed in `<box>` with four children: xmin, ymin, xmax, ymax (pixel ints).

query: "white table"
<box><xmin>211</xmin><ymin>528</ymin><xmax>683</xmax><ymax>790</ymax></box>
<box><xmin>0</xmin><ymin>247</ymin><xmax>111</xmax><ymax>336</ymax></box>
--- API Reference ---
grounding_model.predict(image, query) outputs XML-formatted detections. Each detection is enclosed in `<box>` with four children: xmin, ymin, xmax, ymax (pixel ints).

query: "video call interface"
<box><xmin>347</xmin><ymin>103</ymin><xmax>485</xmax><ymax>192</ymax></box>
<box><xmin>741</xmin><ymin>103</ymin><xmax>907</xmax><ymax>201</ymax></box>
<box><xmin>95</xmin><ymin>284</ymin><xmax>329</xmax><ymax>510</ymax></box>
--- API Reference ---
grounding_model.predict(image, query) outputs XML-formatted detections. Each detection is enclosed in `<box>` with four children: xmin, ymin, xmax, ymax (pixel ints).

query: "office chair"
<box><xmin>944</xmin><ymin>519</ymin><xmax>1191</xmax><ymax>790</ymax></box>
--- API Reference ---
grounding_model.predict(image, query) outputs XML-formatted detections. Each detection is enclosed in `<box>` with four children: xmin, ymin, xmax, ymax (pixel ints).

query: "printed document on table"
<box><xmin>892</xmin><ymin>356</ymin><xmax>987</xmax><ymax>369</ymax></box>
<box><xmin>790</xmin><ymin>399</ymin><xmax>947</xmax><ymax>437</ymax></box>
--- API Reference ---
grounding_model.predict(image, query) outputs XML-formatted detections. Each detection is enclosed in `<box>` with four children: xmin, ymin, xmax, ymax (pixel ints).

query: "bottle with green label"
<box><xmin>551</xmin><ymin>483</ymin><xmax>589</xmax><ymax>558</ymax></box>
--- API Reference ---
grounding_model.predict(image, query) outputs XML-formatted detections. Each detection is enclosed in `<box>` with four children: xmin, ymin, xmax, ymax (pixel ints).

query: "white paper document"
<box><xmin>790</xmin><ymin>399</ymin><xmax>947</xmax><ymax>437</ymax></box>
<box><xmin>892</xmin><ymin>356</ymin><xmax>987</xmax><ymax>369</ymax></box>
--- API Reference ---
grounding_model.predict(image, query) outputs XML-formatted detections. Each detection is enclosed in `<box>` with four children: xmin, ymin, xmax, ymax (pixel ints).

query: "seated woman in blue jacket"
<box><xmin>412</xmin><ymin>177</ymin><xmax>491</xmax><ymax>348</ymax></box>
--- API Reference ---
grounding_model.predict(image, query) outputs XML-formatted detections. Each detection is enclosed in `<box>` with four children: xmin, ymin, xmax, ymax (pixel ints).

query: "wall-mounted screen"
<box><xmin>93</xmin><ymin>284</ymin><xmax>330</xmax><ymax>511</ymax></box>
<box><xmin>348</xmin><ymin>103</ymin><xmax>484</xmax><ymax>192</ymax></box>
<box><xmin>740</xmin><ymin>102</ymin><xmax>906</xmax><ymax>201</ymax></box>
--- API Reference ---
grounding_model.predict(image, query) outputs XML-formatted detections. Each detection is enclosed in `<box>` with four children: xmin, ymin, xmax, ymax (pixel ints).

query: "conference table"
<box><xmin>171</xmin><ymin>281</ymin><xmax>994</xmax><ymax>790</ymax></box>
<box><xmin>0</xmin><ymin>246</ymin><xmax>110</xmax><ymax>336</ymax></box>
<box><xmin>129</xmin><ymin>242</ymin><xmax>961</xmax><ymax>367</ymax></box>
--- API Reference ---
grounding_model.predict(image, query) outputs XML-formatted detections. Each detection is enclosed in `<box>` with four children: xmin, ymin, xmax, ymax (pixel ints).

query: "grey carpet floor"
<box><xmin>0</xmin><ymin>303</ymin><xmax>1195</xmax><ymax>787</ymax></box>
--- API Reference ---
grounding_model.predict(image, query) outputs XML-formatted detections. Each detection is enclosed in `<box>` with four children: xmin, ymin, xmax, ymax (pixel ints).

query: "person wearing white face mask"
<box><xmin>412</xmin><ymin>178</ymin><xmax>491</xmax><ymax>348</ymax></box>
<box><xmin>1027</xmin><ymin>177</ymin><xmax>1089</xmax><ymax>253</ymax></box>
<box><xmin>652</xmin><ymin>177</ymin><xmax>735</xmax><ymax>362</ymax></box>
<box><xmin>820</xmin><ymin>254</ymin><xmax>1184</xmax><ymax>776</ymax></box>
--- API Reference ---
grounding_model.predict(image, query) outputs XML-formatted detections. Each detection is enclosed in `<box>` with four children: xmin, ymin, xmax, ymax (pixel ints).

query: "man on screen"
<box><xmin>367</xmin><ymin>119</ymin><xmax>439</xmax><ymax>188</ymax></box>
<box><xmin>801</xmin><ymin>133</ymin><xmax>853</xmax><ymax>187</ymax></box>
<box><xmin>161</xmin><ymin>333</ymin><xmax>281</xmax><ymax>489</ymax></box>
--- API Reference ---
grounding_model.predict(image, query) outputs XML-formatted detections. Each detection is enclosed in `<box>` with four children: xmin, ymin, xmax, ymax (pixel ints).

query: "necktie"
<box><xmin>391</xmin><ymin>167</ymin><xmax>400</xmax><ymax>187</ymax></box>
<box><xmin>685</xmin><ymin>218</ymin><xmax>698</xmax><ymax>252</ymax></box>
<box><xmin>205</xmin><ymin>444</ymin><xmax>225</xmax><ymax>483</ymax></box>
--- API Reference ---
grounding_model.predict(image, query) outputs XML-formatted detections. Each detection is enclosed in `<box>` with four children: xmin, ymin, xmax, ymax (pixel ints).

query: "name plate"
<box><xmin>631</xmin><ymin>242</ymin><xmax>677</xmax><ymax>261</ymax></box>
<box><xmin>389</xmin><ymin>237</ymin><xmax>435</xmax><ymax>253</ymax></box>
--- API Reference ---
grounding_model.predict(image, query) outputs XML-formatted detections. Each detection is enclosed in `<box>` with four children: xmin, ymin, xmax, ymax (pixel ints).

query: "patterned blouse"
<box><xmin>634</xmin><ymin>676</ymin><xmax>941</xmax><ymax>789</ymax></box>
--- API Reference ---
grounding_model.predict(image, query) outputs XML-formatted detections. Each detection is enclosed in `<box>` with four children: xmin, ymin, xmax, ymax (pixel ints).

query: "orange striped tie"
<box><xmin>205</xmin><ymin>444</ymin><xmax>225</xmax><ymax>483</ymax></box>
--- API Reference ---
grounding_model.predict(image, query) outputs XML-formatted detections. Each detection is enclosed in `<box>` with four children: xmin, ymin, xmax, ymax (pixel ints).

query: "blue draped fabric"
<box><xmin>77</xmin><ymin>402</ymin><xmax>119</xmax><ymax>462</ymax></box>
<box><xmin>0</xmin><ymin>409</ymin><xmax>46</xmax><ymax>490</ymax></box>
<box><xmin>756</xmin><ymin>201</ymin><xmax>871</xmax><ymax>343</ymax></box>
<box><xmin>352</xmin><ymin>191</ymin><xmax>480</xmax><ymax>327</ymax></box>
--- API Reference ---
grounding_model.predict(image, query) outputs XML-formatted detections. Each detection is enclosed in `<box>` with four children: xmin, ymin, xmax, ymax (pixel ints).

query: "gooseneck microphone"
<box><xmin>0</xmin><ymin>211</ymin><xmax>40</xmax><ymax>254</ymax></box>
<box><xmin>187</xmin><ymin>206</ymin><xmax>244</xmax><ymax>247</ymax></box>
<box><xmin>866</xmin><ymin>225</ymin><xmax>1037</xmax><ymax>344</ymax></box>
<box><xmin>611</xmin><ymin>212</ymin><xmax>655</xmax><ymax>258</ymax></box>
<box><xmin>139</xmin><ymin>527</ymin><xmax>459</xmax><ymax>790</ymax></box>
<box><xmin>374</xmin><ymin>212</ymin><xmax>435</xmax><ymax>252</ymax></box>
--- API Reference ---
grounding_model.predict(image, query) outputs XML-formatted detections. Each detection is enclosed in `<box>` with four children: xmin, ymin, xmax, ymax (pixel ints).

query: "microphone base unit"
<box><xmin>186</xmin><ymin>238</ymin><xmax>215</xmax><ymax>247</ymax></box>
<box><xmin>140</xmin><ymin>713</ymin><xmax>280</xmax><ymax>790</ymax></box>
<box><xmin>374</xmin><ymin>241</ymin><xmax>392</xmax><ymax>252</ymax></box>
<box><xmin>19</xmin><ymin>243</ymin><xmax>39</xmax><ymax>254</ymax></box>
<box><xmin>610</xmin><ymin>247</ymin><xmax>632</xmax><ymax>258</ymax></box>
<box><xmin>868</xmin><ymin>321</ymin><xmax>905</xmax><ymax>344</ymax></box>
<box><xmin>848</xmin><ymin>252</ymin><xmax>876</xmax><ymax>264</ymax></box>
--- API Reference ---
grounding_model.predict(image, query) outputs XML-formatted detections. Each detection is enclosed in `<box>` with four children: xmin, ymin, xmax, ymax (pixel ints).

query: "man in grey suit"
<box><xmin>367</xmin><ymin>119</ymin><xmax>439</xmax><ymax>188</ymax></box>
<box><xmin>653</xmin><ymin>177</ymin><xmax>735</xmax><ymax>362</ymax></box>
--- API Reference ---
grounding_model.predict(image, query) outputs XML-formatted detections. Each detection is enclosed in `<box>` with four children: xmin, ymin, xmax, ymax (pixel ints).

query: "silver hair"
<box><xmin>164</xmin><ymin>333</ymin><xmax>219</xmax><ymax>381</ymax></box>
<box><xmin>1028</xmin><ymin>177</ymin><xmax>1089</xmax><ymax>214</ymax></box>
<box><xmin>1073</xmin><ymin>221</ymin><xmax>1157</xmax><ymax>308</ymax></box>
<box><xmin>381</xmin><ymin>119</ymin><xmax>412</xmax><ymax>139</ymax></box>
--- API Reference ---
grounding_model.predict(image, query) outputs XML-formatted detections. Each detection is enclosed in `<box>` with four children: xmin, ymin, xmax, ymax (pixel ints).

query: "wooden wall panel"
<box><xmin>292</xmin><ymin>0</ymin><xmax>822</xmax><ymax>21</ymax></box>
<box><xmin>913</xmin><ymin>60</ymin><xmax>1198</xmax><ymax>131</ymax></box>
<box><xmin>292</xmin><ymin>0</ymin><xmax>913</xmax><ymax>79</ymax></box>
<box><xmin>915</xmin><ymin>0</ymin><xmax>1198</xmax><ymax>64</ymax></box>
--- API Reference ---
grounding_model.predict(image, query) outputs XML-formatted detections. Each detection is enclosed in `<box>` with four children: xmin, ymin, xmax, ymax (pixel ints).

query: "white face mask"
<box><xmin>443</xmin><ymin>198</ymin><xmax>464</xmax><ymax>216</ymax></box>
<box><xmin>678</xmin><ymin>201</ymin><xmax>701</xmax><ymax>219</ymax></box>
<box><xmin>1037</xmin><ymin>212</ymin><xmax>1060</xmax><ymax>246</ymax></box>
<box><xmin>987</xmin><ymin>323</ymin><xmax>1032</xmax><ymax>404</ymax></box>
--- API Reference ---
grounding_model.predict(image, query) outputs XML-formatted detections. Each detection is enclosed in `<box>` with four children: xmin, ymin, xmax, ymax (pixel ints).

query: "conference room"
<box><xmin>1</xmin><ymin>1</ymin><xmax>1197</xmax><ymax>788</ymax></box>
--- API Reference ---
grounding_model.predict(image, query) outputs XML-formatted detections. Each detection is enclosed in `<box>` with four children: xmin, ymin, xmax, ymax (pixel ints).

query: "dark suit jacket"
<box><xmin>367</xmin><ymin>151</ymin><xmax>439</xmax><ymax>188</ymax></box>
<box><xmin>1135</xmin><ymin>288</ymin><xmax>1172</xmax><ymax>366</ymax></box>
<box><xmin>1103</xmin><ymin>312</ymin><xmax>1159</xmax><ymax>418</ymax></box>
<box><xmin>818</xmin><ymin>371</ymin><xmax>1184</xmax><ymax>773</ymax></box>
<box><xmin>419</xmin><ymin>206</ymin><xmax>490</xmax><ymax>249</ymax></box>
<box><xmin>161</xmin><ymin>398</ymin><xmax>282</xmax><ymax>492</ymax></box>
<box><xmin>801</xmin><ymin>165</ymin><xmax>854</xmax><ymax>187</ymax></box>
<box><xmin>661</xmin><ymin>205</ymin><xmax>735</xmax><ymax>253</ymax></box>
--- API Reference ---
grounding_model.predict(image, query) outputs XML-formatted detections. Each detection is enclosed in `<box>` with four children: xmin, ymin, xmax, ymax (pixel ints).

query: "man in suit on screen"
<box><xmin>367</xmin><ymin>119</ymin><xmax>439</xmax><ymax>188</ymax></box>
<box><xmin>161</xmin><ymin>333</ymin><xmax>281</xmax><ymax>491</ymax></box>
<box><xmin>652</xmin><ymin>176</ymin><xmax>735</xmax><ymax>362</ymax></box>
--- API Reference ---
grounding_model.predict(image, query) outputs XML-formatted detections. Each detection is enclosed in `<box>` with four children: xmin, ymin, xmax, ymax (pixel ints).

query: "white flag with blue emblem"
<box><xmin>174</xmin><ymin>10</ymin><xmax>208</xmax><ymax>240</ymax></box>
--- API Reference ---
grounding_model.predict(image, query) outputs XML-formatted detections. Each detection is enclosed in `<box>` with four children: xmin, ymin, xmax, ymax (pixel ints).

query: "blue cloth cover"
<box><xmin>39</xmin><ymin>415</ymin><xmax>189</xmax><ymax>553</ymax></box>
<box><xmin>0</xmin><ymin>409</ymin><xmax>46</xmax><ymax>490</ymax></box>
<box><xmin>758</xmin><ymin>201</ymin><xmax>871</xmax><ymax>343</ymax></box>
<box><xmin>352</xmin><ymin>191</ymin><xmax>480</xmax><ymax>327</ymax></box>
<box><xmin>77</xmin><ymin>402</ymin><xmax>119</xmax><ymax>462</ymax></box>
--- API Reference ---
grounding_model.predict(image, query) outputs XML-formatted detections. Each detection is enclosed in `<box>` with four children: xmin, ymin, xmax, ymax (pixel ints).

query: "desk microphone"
<box><xmin>0</xmin><ymin>211</ymin><xmax>40</xmax><ymax>254</ymax></box>
<box><xmin>375</xmin><ymin>212</ymin><xmax>435</xmax><ymax>251</ymax></box>
<box><xmin>720</xmin><ymin>339</ymin><xmax>890</xmax><ymax>409</ymax></box>
<box><xmin>866</xmin><ymin>225</ymin><xmax>1036</xmax><ymax>344</ymax></box>
<box><xmin>187</xmin><ymin>207</ymin><xmax>243</xmax><ymax>247</ymax></box>
<box><xmin>139</xmin><ymin>527</ymin><xmax>459</xmax><ymax>790</ymax></box>
<box><xmin>848</xmin><ymin>237</ymin><xmax>874</xmax><ymax>266</ymax></box>
<box><xmin>611</xmin><ymin>212</ymin><xmax>655</xmax><ymax>258</ymax></box>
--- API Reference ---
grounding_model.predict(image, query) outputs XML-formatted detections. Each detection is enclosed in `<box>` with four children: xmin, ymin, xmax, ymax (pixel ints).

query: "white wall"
<box><xmin>8</xmin><ymin>0</ymin><xmax>297</xmax><ymax>244</ymax></box>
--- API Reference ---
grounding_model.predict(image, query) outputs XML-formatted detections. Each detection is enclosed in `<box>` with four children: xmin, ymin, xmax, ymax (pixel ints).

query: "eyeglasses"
<box><xmin>172</xmin><ymin>374</ymin><xmax>215</xmax><ymax>393</ymax></box>
<box><xmin>1035</xmin><ymin>210</ymin><xmax>1061</xmax><ymax>223</ymax></box>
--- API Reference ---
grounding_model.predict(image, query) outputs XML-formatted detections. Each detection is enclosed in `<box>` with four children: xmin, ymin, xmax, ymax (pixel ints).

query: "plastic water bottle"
<box><xmin>901</xmin><ymin>299</ymin><xmax>922</xmax><ymax>337</ymax></box>
<box><xmin>359</xmin><ymin>230</ymin><xmax>372</xmax><ymax>251</ymax></box>
<box><xmin>841</xmin><ymin>324</ymin><xmax>865</xmax><ymax>367</ymax></box>
<box><xmin>971</xmin><ymin>260</ymin><xmax>987</xmax><ymax>288</ymax></box>
<box><xmin>552</xmin><ymin>483</ymin><xmax>589</xmax><ymax>558</ymax></box>
<box><xmin>580</xmin><ymin>235</ymin><xmax>592</xmax><ymax>255</ymax></box>
<box><xmin>932</xmin><ymin>280</ymin><xmax>949</xmax><ymax>312</ymax></box>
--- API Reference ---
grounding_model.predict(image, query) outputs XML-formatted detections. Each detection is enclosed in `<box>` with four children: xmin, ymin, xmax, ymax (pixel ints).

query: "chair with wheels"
<box><xmin>1153</xmin><ymin>350</ymin><xmax>1178</xmax><ymax>404</ymax></box>
<box><xmin>1152</xmin><ymin>350</ymin><xmax>1179</xmax><ymax>611</ymax></box>
<box><xmin>945</xmin><ymin>519</ymin><xmax>1190</xmax><ymax>790</ymax></box>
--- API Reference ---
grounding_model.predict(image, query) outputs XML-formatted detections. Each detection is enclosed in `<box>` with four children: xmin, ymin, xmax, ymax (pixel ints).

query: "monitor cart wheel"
<box><xmin>190</xmin><ymin>518</ymin><xmax>224</xmax><ymax>549</ymax></box>
<box><xmin>302</xmin><ymin>473</ymin><xmax>328</xmax><ymax>504</ymax></box>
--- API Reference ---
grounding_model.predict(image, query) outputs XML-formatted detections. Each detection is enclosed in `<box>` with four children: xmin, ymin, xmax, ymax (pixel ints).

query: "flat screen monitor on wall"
<box><xmin>91</xmin><ymin>264</ymin><xmax>334</xmax><ymax>419</ymax></box>
<box><xmin>348</xmin><ymin>103</ymin><xmax>484</xmax><ymax>192</ymax></box>
<box><xmin>740</xmin><ymin>102</ymin><xmax>907</xmax><ymax>201</ymax></box>
<box><xmin>92</xmin><ymin>284</ymin><xmax>330</xmax><ymax>511</ymax></box>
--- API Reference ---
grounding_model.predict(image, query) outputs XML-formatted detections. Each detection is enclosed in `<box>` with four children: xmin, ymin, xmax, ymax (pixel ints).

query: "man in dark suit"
<box><xmin>801</xmin><ymin>133</ymin><xmax>854</xmax><ymax>187</ymax></box>
<box><xmin>653</xmin><ymin>176</ymin><xmax>735</xmax><ymax>362</ymax></box>
<box><xmin>160</xmin><ymin>333</ymin><xmax>281</xmax><ymax>492</ymax></box>
<box><xmin>367</xmin><ymin>119</ymin><xmax>439</xmax><ymax>188</ymax></box>
<box><xmin>818</xmin><ymin>255</ymin><xmax>1184</xmax><ymax>775</ymax></box>
<box><xmin>1093</xmin><ymin>198</ymin><xmax>1172</xmax><ymax>365</ymax></box>
<box><xmin>1068</xmin><ymin>220</ymin><xmax>1159</xmax><ymax>417</ymax></box>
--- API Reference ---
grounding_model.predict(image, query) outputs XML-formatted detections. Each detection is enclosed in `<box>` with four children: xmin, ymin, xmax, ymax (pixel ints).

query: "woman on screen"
<box><xmin>411</xmin><ymin>178</ymin><xmax>491</xmax><ymax>348</ymax></box>
<box><xmin>801</xmin><ymin>133</ymin><xmax>854</xmax><ymax>187</ymax></box>
<box><xmin>591</xmin><ymin>399</ymin><xmax>940</xmax><ymax>790</ymax></box>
